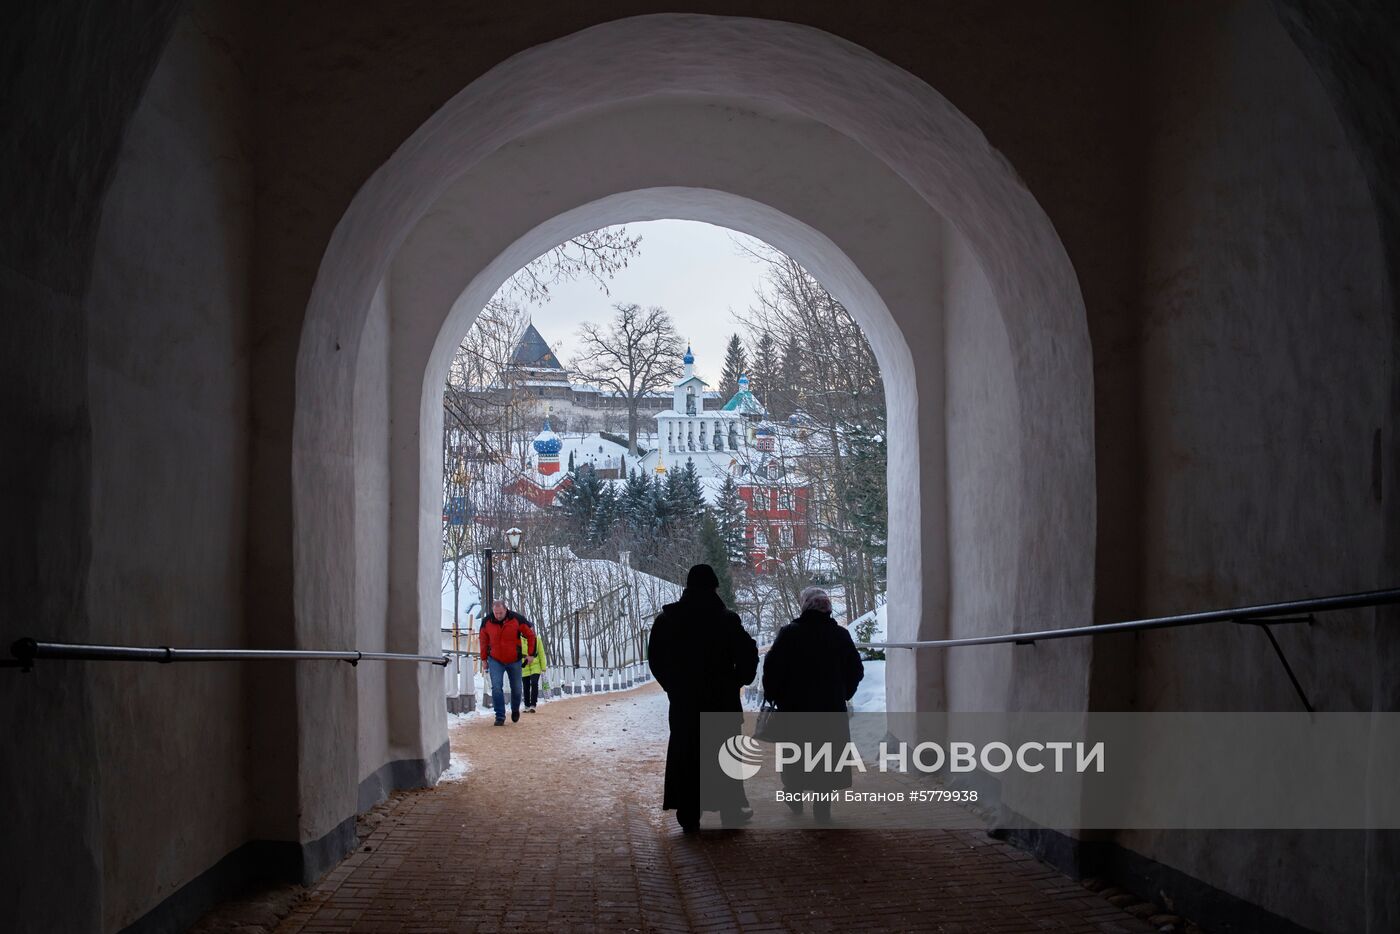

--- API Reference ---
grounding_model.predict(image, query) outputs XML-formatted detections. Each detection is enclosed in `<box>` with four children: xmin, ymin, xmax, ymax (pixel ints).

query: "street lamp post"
<box><xmin>572</xmin><ymin>609</ymin><xmax>580</xmax><ymax>670</ymax></box>
<box><xmin>479</xmin><ymin>527</ymin><xmax>524</xmax><ymax>709</ymax></box>
<box><xmin>481</xmin><ymin>527</ymin><xmax>525</xmax><ymax>612</ymax></box>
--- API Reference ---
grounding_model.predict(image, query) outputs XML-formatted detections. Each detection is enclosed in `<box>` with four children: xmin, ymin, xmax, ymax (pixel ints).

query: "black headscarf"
<box><xmin>680</xmin><ymin>563</ymin><xmax>722</xmax><ymax>607</ymax></box>
<box><xmin>685</xmin><ymin>563</ymin><xmax>719</xmax><ymax>590</ymax></box>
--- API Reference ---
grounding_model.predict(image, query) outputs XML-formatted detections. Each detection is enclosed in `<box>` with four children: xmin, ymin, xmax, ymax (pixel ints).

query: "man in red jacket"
<box><xmin>480</xmin><ymin>600</ymin><xmax>537</xmax><ymax>725</ymax></box>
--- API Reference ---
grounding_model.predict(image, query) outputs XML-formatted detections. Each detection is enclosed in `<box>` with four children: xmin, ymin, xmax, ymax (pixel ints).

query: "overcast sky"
<box><xmin>511</xmin><ymin>219</ymin><xmax>770</xmax><ymax>385</ymax></box>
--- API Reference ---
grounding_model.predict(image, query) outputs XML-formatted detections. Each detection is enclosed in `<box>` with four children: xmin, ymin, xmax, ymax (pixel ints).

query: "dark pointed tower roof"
<box><xmin>510</xmin><ymin>323</ymin><xmax>562</xmax><ymax>369</ymax></box>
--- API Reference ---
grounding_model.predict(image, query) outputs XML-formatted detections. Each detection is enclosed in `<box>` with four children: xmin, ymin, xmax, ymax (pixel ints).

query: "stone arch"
<box><xmin>292</xmin><ymin>14</ymin><xmax>1095</xmax><ymax>829</ymax></box>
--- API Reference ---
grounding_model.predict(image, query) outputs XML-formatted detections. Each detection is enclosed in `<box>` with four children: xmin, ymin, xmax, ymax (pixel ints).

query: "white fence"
<box><xmin>442</xmin><ymin>628</ymin><xmax>652</xmax><ymax>713</ymax></box>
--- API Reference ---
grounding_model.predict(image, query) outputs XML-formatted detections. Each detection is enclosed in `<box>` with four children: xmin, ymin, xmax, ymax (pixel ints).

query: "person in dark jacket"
<box><xmin>761</xmin><ymin>587</ymin><xmax>864</xmax><ymax>822</ymax></box>
<box><xmin>647</xmin><ymin>564</ymin><xmax>759</xmax><ymax>833</ymax></box>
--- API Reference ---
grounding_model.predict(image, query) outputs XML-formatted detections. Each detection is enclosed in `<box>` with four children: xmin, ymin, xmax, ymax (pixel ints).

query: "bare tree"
<box><xmin>443</xmin><ymin>225</ymin><xmax>643</xmax><ymax>463</ymax></box>
<box><xmin>502</xmin><ymin>228</ymin><xmax>642</xmax><ymax>304</ymax></box>
<box><xmin>734</xmin><ymin>243</ymin><xmax>887</xmax><ymax>622</ymax></box>
<box><xmin>495</xmin><ymin>541</ymin><xmax>680</xmax><ymax>678</ymax></box>
<box><xmin>571</xmin><ymin>303</ymin><xmax>686</xmax><ymax>455</ymax></box>
<box><xmin>443</xmin><ymin>299</ymin><xmax>532</xmax><ymax>456</ymax></box>
<box><xmin>441</xmin><ymin>226</ymin><xmax>644</xmax><ymax>614</ymax></box>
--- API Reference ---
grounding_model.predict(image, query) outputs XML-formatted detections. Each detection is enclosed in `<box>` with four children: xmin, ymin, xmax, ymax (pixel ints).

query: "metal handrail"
<box><xmin>7</xmin><ymin>638</ymin><xmax>449</xmax><ymax>671</ymax></box>
<box><xmin>854</xmin><ymin>586</ymin><xmax>1400</xmax><ymax>713</ymax></box>
<box><xmin>856</xmin><ymin>587</ymin><xmax>1400</xmax><ymax>650</ymax></box>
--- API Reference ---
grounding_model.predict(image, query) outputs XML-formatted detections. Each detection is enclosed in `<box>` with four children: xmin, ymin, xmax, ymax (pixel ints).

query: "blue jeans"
<box><xmin>487</xmin><ymin>657</ymin><xmax>523</xmax><ymax>721</ymax></box>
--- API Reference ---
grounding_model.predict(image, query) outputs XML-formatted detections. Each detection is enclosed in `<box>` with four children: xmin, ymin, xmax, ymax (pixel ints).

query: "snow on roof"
<box><xmin>720</xmin><ymin>387</ymin><xmax>767</xmax><ymax>415</ymax></box>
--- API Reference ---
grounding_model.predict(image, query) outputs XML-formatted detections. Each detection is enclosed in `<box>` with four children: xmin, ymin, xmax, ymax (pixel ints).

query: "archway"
<box><xmin>292</xmin><ymin>13</ymin><xmax>1094</xmax><ymax>844</ymax></box>
<box><xmin>422</xmin><ymin>201</ymin><xmax>914</xmax><ymax>719</ymax></box>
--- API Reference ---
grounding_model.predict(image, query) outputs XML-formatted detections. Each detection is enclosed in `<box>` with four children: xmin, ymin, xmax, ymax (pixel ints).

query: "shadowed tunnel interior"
<box><xmin>2</xmin><ymin>2</ymin><xmax>1398</xmax><ymax>932</ymax></box>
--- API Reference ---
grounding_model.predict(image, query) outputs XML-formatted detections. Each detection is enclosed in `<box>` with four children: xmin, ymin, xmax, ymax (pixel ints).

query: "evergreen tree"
<box><xmin>715</xmin><ymin>475</ymin><xmax>749</xmax><ymax>566</ymax></box>
<box><xmin>665</xmin><ymin>459</ymin><xmax>707</xmax><ymax>530</ymax></box>
<box><xmin>842</xmin><ymin>426</ymin><xmax>888</xmax><ymax>578</ymax></box>
<box><xmin>556</xmin><ymin>464</ymin><xmax>602</xmax><ymax>543</ymax></box>
<box><xmin>567</xmin><ymin>449</ymin><xmax>576</xmax><ymax>472</ymax></box>
<box><xmin>749</xmin><ymin>331</ymin><xmax>778</xmax><ymax>405</ymax></box>
<box><xmin>636</xmin><ymin>471</ymin><xmax>672</xmax><ymax>578</ymax></box>
<box><xmin>590</xmin><ymin>482</ymin><xmax>618</xmax><ymax>546</ymax></box>
<box><xmin>620</xmin><ymin>469</ymin><xmax>656</xmax><ymax>536</ymax></box>
<box><xmin>720</xmin><ymin>333</ymin><xmax>748</xmax><ymax>400</ymax></box>
<box><xmin>700</xmin><ymin>511</ymin><xmax>737</xmax><ymax>606</ymax></box>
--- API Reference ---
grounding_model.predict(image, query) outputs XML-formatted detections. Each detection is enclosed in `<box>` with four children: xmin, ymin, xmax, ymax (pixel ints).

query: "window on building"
<box><xmin>779</xmin><ymin>526</ymin><xmax>794</xmax><ymax>548</ymax></box>
<box><xmin>778</xmin><ymin>491</ymin><xmax>794</xmax><ymax>511</ymax></box>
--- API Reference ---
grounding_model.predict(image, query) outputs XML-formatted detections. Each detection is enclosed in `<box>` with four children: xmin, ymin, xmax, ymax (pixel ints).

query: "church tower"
<box><xmin>672</xmin><ymin>345</ymin><xmax>707</xmax><ymax>416</ymax></box>
<box><xmin>532</xmin><ymin>420</ymin><xmax>562</xmax><ymax>475</ymax></box>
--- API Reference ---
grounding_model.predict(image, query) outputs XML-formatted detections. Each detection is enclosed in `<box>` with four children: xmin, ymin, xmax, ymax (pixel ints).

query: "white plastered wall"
<box><xmin>83</xmin><ymin>4</ymin><xmax>252</xmax><ymax>927</ymax></box>
<box><xmin>292</xmin><ymin>14</ymin><xmax>1095</xmax><ymax>844</ymax></box>
<box><xmin>354</xmin><ymin>279</ymin><xmax>392</xmax><ymax>785</ymax></box>
<box><xmin>390</xmin><ymin>102</ymin><xmax>942</xmax><ymax>745</ymax></box>
<box><xmin>943</xmin><ymin>219</ymin><xmax>1022</xmax><ymax>712</ymax></box>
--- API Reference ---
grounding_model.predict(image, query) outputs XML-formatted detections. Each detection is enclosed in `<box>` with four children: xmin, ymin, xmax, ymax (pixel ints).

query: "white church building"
<box><xmin>638</xmin><ymin>345</ymin><xmax>769</xmax><ymax>480</ymax></box>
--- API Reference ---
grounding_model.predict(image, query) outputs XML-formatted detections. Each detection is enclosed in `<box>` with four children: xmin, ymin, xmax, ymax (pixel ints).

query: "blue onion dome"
<box><xmin>738</xmin><ymin>374</ymin><xmax>749</xmax><ymax>388</ymax></box>
<box><xmin>532</xmin><ymin>420</ymin><xmax>562</xmax><ymax>456</ymax></box>
<box><xmin>683</xmin><ymin>344</ymin><xmax>694</xmax><ymax>365</ymax></box>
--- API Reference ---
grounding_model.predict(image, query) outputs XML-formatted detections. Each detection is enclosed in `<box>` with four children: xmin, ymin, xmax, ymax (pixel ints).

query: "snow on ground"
<box><xmin>437</xmin><ymin>752</ymin><xmax>473</xmax><ymax>783</ymax></box>
<box><xmin>850</xmin><ymin>659</ymin><xmax>886</xmax><ymax>712</ymax></box>
<box><xmin>529</xmin><ymin>430</ymin><xmax>663</xmax><ymax>473</ymax></box>
<box><xmin>847</xmin><ymin>601</ymin><xmax>887</xmax><ymax>644</ymax></box>
<box><xmin>795</xmin><ymin>547</ymin><xmax>840</xmax><ymax>575</ymax></box>
<box><xmin>460</xmin><ymin>667</ymin><xmax>658</xmax><ymax>717</ymax></box>
<box><xmin>443</xmin><ymin>547</ymin><xmax>679</xmax><ymax>630</ymax></box>
<box><xmin>545</xmin><ymin>431</ymin><xmax>629</xmax><ymax>473</ymax></box>
<box><xmin>870</xmin><ymin>602</ymin><xmax>887</xmax><ymax>642</ymax></box>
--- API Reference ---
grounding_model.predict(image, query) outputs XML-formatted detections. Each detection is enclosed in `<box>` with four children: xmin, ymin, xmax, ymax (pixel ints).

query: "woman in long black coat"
<box><xmin>648</xmin><ymin>564</ymin><xmax>759</xmax><ymax>832</ymax></box>
<box><xmin>761</xmin><ymin>587</ymin><xmax>864</xmax><ymax>821</ymax></box>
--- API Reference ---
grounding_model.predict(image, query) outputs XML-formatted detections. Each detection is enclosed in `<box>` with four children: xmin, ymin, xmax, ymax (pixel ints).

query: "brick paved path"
<box><xmin>276</xmin><ymin>683</ymin><xmax>1152</xmax><ymax>933</ymax></box>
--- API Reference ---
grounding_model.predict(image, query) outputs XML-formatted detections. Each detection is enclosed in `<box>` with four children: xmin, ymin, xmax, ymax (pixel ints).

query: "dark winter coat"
<box><xmin>761</xmin><ymin>609</ymin><xmax>864</xmax><ymax>790</ymax></box>
<box><xmin>648</xmin><ymin>588</ymin><xmax>759</xmax><ymax>813</ymax></box>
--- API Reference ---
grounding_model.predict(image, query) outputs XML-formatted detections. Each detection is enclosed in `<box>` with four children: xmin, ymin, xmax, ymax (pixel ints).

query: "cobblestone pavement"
<box><xmin>275</xmin><ymin>683</ymin><xmax>1154</xmax><ymax>933</ymax></box>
